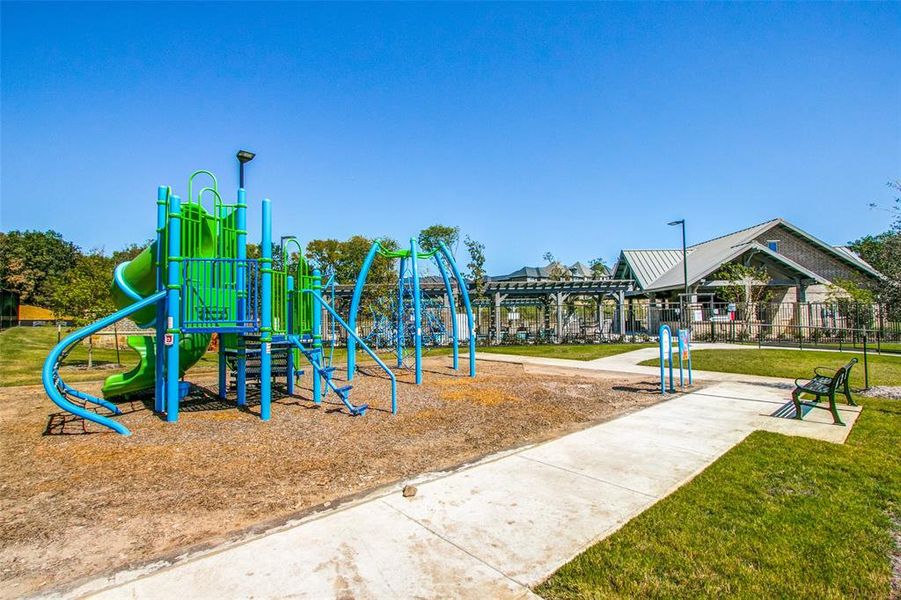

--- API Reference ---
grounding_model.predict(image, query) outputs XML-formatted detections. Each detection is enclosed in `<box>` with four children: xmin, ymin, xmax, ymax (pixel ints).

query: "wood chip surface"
<box><xmin>0</xmin><ymin>357</ymin><xmax>667</xmax><ymax>598</ymax></box>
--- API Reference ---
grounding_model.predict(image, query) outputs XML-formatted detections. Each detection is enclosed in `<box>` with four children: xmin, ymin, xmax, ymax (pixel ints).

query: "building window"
<box><xmin>767</xmin><ymin>240</ymin><xmax>779</xmax><ymax>253</ymax></box>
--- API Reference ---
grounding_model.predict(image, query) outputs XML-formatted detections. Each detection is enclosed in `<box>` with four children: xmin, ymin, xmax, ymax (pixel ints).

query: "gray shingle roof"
<box><xmin>491</xmin><ymin>261</ymin><xmax>605</xmax><ymax>281</ymax></box>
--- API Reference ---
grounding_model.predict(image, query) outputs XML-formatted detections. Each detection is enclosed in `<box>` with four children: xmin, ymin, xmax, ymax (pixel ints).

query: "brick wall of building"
<box><xmin>753</xmin><ymin>224</ymin><xmax>873</xmax><ymax>284</ymax></box>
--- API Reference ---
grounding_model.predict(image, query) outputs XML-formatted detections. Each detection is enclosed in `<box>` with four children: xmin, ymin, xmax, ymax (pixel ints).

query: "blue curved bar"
<box><xmin>346</xmin><ymin>241</ymin><xmax>380</xmax><ymax>380</ymax></box>
<box><xmin>438</xmin><ymin>241</ymin><xmax>476</xmax><ymax>377</ymax></box>
<box><xmin>306</xmin><ymin>290</ymin><xmax>397</xmax><ymax>414</ymax></box>
<box><xmin>42</xmin><ymin>290</ymin><xmax>167</xmax><ymax>436</ymax></box>
<box><xmin>434</xmin><ymin>254</ymin><xmax>459</xmax><ymax>371</ymax></box>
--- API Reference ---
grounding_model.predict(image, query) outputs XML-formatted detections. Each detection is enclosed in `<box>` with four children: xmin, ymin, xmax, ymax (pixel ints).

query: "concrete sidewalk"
<box><xmin>60</xmin><ymin>374</ymin><xmax>860</xmax><ymax>600</ymax></box>
<box><xmin>475</xmin><ymin>344</ymin><xmax>803</xmax><ymax>385</ymax></box>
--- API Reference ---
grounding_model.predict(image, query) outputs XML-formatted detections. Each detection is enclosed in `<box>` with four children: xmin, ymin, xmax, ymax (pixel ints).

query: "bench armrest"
<box><xmin>794</xmin><ymin>378</ymin><xmax>811</xmax><ymax>389</ymax></box>
<box><xmin>814</xmin><ymin>367</ymin><xmax>836</xmax><ymax>378</ymax></box>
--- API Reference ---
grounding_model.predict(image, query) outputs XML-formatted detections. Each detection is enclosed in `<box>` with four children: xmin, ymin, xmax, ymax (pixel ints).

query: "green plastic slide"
<box><xmin>101</xmin><ymin>332</ymin><xmax>211</xmax><ymax>398</ymax></box>
<box><xmin>102</xmin><ymin>204</ymin><xmax>217</xmax><ymax>398</ymax></box>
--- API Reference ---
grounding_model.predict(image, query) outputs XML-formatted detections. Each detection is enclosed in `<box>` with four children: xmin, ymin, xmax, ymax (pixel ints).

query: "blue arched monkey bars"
<box><xmin>346</xmin><ymin>238</ymin><xmax>476</xmax><ymax>383</ymax></box>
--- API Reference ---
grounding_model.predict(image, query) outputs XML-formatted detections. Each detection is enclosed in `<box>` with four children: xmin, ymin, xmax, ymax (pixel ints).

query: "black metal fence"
<box><xmin>322</xmin><ymin>296</ymin><xmax>901</xmax><ymax>355</ymax></box>
<box><xmin>655</xmin><ymin>301</ymin><xmax>901</xmax><ymax>354</ymax></box>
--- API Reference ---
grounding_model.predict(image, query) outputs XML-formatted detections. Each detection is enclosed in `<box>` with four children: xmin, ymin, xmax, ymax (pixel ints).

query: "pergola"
<box><xmin>335</xmin><ymin>278</ymin><xmax>635</xmax><ymax>344</ymax></box>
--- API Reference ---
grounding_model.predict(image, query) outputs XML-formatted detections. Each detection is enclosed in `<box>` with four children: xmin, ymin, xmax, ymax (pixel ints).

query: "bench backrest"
<box><xmin>829</xmin><ymin>358</ymin><xmax>858</xmax><ymax>393</ymax></box>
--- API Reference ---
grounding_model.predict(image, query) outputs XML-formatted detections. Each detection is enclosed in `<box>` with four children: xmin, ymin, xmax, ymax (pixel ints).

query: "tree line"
<box><xmin>0</xmin><ymin>225</ymin><xmax>487</xmax><ymax>326</ymax></box>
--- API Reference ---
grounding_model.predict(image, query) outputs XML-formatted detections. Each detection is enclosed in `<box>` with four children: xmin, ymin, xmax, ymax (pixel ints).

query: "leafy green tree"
<box><xmin>0</xmin><ymin>230</ymin><xmax>79</xmax><ymax>307</ymax></box>
<box><xmin>48</xmin><ymin>252</ymin><xmax>117</xmax><ymax>367</ymax></box>
<box><xmin>304</xmin><ymin>235</ymin><xmax>398</xmax><ymax>286</ymax></box>
<box><xmin>417</xmin><ymin>224</ymin><xmax>460</xmax><ymax>252</ymax></box>
<box><xmin>827</xmin><ymin>278</ymin><xmax>877</xmax><ymax>329</ymax></box>
<box><xmin>464</xmin><ymin>236</ymin><xmax>487</xmax><ymax>298</ymax></box>
<box><xmin>589</xmin><ymin>257</ymin><xmax>609</xmax><ymax>278</ymax></box>
<box><xmin>110</xmin><ymin>240</ymin><xmax>153</xmax><ymax>264</ymax></box>
<box><xmin>711</xmin><ymin>262</ymin><xmax>772</xmax><ymax>337</ymax></box>
<box><xmin>304</xmin><ymin>239</ymin><xmax>341</xmax><ymax>275</ymax></box>
<box><xmin>542</xmin><ymin>252</ymin><xmax>570</xmax><ymax>281</ymax></box>
<box><xmin>851</xmin><ymin>179</ymin><xmax>901</xmax><ymax>317</ymax></box>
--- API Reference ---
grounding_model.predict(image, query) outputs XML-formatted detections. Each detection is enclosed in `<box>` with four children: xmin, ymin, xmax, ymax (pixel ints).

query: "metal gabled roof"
<box><xmin>832</xmin><ymin>245</ymin><xmax>882</xmax><ymax>278</ymax></box>
<box><xmin>647</xmin><ymin>221</ymin><xmax>780</xmax><ymax>291</ymax></box>
<box><xmin>648</xmin><ymin>240</ymin><xmax>827</xmax><ymax>292</ymax></box>
<box><xmin>618</xmin><ymin>249</ymin><xmax>683</xmax><ymax>289</ymax></box>
<box><xmin>635</xmin><ymin>218</ymin><xmax>882</xmax><ymax>293</ymax></box>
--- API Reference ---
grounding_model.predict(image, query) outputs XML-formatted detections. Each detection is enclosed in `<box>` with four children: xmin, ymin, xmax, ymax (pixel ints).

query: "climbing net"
<box><xmin>363</xmin><ymin>274</ymin><xmax>449</xmax><ymax>369</ymax></box>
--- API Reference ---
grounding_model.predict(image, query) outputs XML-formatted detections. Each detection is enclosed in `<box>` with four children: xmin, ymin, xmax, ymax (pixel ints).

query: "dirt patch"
<box><xmin>0</xmin><ymin>357</ymin><xmax>668</xmax><ymax>598</ymax></box>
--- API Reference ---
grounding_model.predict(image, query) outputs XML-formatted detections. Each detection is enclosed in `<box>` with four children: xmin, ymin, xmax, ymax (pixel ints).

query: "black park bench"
<box><xmin>791</xmin><ymin>358</ymin><xmax>858</xmax><ymax>426</ymax></box>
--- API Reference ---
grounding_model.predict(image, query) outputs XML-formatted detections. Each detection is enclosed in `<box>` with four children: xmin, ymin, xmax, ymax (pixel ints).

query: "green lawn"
<box><xmin>478</xmin><ymin>343</ymin><xmax>655</xmax><ymax>361</ymax></box>
<box><xmin>642</xmin><ymin>348</ymin><xmax>901</xmax><ymax>388</ymax></box>
<box><xmin>537</xmin><ymin>395</ymin><xmax>901</xmax><ymax>599</ymax></box>
<box><xmin>0</xmin><ymin>326</ymin><xmax>218</xmax><ymax>387</ymax></box>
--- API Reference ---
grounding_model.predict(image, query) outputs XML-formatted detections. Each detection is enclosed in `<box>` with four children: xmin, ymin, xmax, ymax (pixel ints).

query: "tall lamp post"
<box><xmin>668</xmin><ymin>219</ymin><xmax>688</xmax><ymax>303</ymax></box>
<box><xmin>237</xmin><ymin>150</ymin><xmax>255</xmax><ymax>189</ymax></box>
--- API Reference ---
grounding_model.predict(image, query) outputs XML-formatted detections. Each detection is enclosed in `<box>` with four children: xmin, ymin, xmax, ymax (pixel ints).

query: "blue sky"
<box><xmin>2</xmin><ymin>2</ymin><xmax>899</xmax><ymax>275</ymax></box>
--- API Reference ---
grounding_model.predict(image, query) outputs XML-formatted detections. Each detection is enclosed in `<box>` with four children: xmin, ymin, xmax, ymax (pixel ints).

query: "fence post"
<box><xmin>863</xmin><ymin>334</ymin><xmax>869</xmax><ymax>390</ymax></box>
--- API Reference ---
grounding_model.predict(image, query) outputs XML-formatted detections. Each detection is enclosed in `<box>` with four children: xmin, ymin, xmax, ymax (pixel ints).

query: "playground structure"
<box><xmin>347</xmin><ymin>238</ymin><xmax>476</xmax><ymax>385</ymax></box>
<box><xmin>44</xmin><ymin>167</ymin><xmax>481</xmax><ymax>435</ymax></box>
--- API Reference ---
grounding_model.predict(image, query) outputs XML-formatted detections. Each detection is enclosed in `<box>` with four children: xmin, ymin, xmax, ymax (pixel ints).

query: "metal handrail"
<box><xmin>305</xmin><ymin>289</ymin><xmax>397</xmax><ymax>414</ymax></box>
<box><xmin>42</xmin><ymin>290</ymin><xmax>166</xmax><ymax>436</ymax></box>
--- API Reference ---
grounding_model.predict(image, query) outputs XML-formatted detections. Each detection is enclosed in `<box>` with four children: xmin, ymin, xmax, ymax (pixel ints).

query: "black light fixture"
<box><xmin>668</xmin><ymin>219</ymin><xmax>689</xmax><ymax>302</ymax></box>
<box><xmin>236</xmin><ymin>150</ymin><xmax>255</xmax><ymax>189</ymax></box>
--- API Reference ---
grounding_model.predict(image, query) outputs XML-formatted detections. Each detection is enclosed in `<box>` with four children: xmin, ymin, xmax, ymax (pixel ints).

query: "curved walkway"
<box><xmin>57</xmin><ymin>349</ymin><xmax>860</xmax><ymax>600</ymax></box>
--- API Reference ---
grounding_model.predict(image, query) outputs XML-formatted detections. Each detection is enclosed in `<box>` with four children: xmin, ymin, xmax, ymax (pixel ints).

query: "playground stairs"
<box><xmin>226</xmin><ymin>336</ymin><xmax>292</xmax><ymax>388</ymax></box>
<box><xmin>286</xmin><ymin>335</ymin><xmax>368</xmax><ymax>416</ymax></box>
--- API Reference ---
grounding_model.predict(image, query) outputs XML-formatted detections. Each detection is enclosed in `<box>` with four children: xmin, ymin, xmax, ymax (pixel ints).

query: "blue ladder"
<box><xmin>287</xmin><ymin>335</ymin><xmax>368</xmax><ymax>416</ymax></box>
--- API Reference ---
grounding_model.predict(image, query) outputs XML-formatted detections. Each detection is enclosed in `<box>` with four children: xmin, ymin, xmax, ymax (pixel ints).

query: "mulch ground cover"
<box><xmin>0</xmin><ymin>356</ymin><xmax>666</xmax><ymax>598</ymax></box>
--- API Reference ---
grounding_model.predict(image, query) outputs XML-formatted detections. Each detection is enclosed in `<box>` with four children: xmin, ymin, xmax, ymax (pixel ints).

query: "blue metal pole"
<box><xmin>165</xmin><ymin>194</ymin><xmax>182</xmax><ymax>421</ymax></box>
<box><xmin>260</xmin><ymin>198</ymin><xmax>272</xmax><ymax>421</ymax></box>
<box><xmin>396</xmin><ymin>257</ymin><xmax>406</xmax><ymax>368</ymax></box>
<box><xmin>434</xmin><ymin>255</ymin><xmax>458</xmax><ymax>370</ymax></box>
<box><xmin>410</xmin><ymin>239</ymin><xmax>422</xmax><ymax>385</ymax></box>
<box><xmin>312</xmin><ymin>268</ymin><xmax>322</xmax><ymax>405</ymax></box>
<box><xmin>286</xmin><ymin>275</ymin><xmax>295</xmax><ymax>396</ymax></box>
<box><xmin>688</xmin><ymin>336</ymin><xmax>693</xmax><ymax>386</ymax></box>
<box><xmin>236</xmin><ymin>188</ymin><xmax>247</xmax><ymax>406</ymax></box>
<box><xmin>659</xmin><ymin>324</ymin><xmax>666</xmax><ymax>395</ymax></box>
<box><xmin>346</xmin><ymin>242</ymin><xmax>380</xmax><ymax>380</ymax></box>
<box><xmin>154</xmin><ymin>186</ymin><xmax>167</xmax><ymax>413</ymax></box>
<box><xmin>678</xmin><ymin>329</ymin><xmax>684</xmax><ymax>389</ymax></box>
<box><xmin>438</xmin><ymin>242</ymin><xmax>475</xmax><ymax>377</ymax></box>
<box><xmin>669</xmin><ymin>333</ymin><xmax>675</xmax><ymax>393</ymax></box>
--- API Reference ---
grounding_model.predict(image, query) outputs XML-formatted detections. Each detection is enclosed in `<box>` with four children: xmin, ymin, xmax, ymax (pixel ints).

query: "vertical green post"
<box><xmin>236</xmin><ymin>188</ymin><xmax>247</xmax><ymax>406</ymax></box>
<box><xmin>154</xmin><ymin>186</ymin><xmax>167</xmax><ymax>413</ymax></box>
<box><xmin>287</xmin><ymin>275</ymin><xmax>295</xmax><ymax>396</ymax></box>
